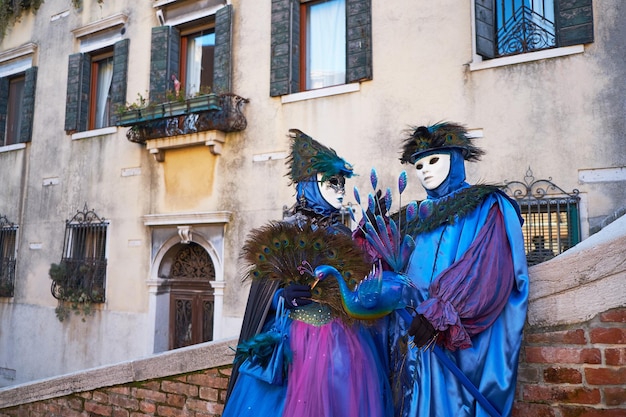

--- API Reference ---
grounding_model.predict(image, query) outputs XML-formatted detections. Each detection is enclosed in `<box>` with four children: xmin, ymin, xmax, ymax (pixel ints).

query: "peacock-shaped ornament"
<box><xmin>308</xmin><ymin>168</ymin><xmax>420</xmax><ymax>319</ymax></box>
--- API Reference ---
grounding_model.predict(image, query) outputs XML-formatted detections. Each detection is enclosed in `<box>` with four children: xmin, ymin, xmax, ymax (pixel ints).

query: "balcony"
<box><xmin>117</xmin><ymin>93</ymin><xmax>249</xmax><ymax>161</ymax></box>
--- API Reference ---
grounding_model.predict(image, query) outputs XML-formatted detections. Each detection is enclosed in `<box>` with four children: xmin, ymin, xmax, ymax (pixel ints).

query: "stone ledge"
<box><xmin>528</xmin><ymin>215</ymin><xmax>626</xmax><ymax>327</ymax></box>
<box><xmin>0</xmin><ymin>337</ymin><xmax>237</xmax><ymax>409</ymax></box>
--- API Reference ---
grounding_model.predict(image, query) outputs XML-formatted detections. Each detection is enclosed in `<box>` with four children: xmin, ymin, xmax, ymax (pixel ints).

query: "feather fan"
<box><xmin>241</xmin><ymin>220</ymin><xmax>372</xmax><ymax>321</ymax></box>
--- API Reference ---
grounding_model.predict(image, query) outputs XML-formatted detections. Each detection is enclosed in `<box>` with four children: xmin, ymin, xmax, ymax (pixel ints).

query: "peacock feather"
<box><xmin>241</xmin><ymin>220</ymin><xmax>373</xmax><ymax>322</ymax></box>
<box><xmin>399</xmin><ymin>121</ymin><xmax>485</xmax><ymax>164</ymax></box>
<box><xmin>397</xmin><ymin>184</ymin><xmax>502</xmax><ymax>236</ymax></box>
<box><xmin>286</xmin><ymin>129</ymin><xmax>354</xmax><ymax>184</ymax></box>
<box><xmin>354</xmin><ymin>169</ymin><xmax>417</xmax><ymax>273</ymax></box>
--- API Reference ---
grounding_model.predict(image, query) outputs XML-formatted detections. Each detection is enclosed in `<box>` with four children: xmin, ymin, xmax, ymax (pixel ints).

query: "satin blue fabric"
<box><xmin>222</xmin><ymin>314</ymin><xmax>288</xmax><ymax>416</ymax></box>
<box><xmin>390</xmin><ymin>191</ymin><xmax>529</xmax><ymax>417</ymax></box>
<box><xmin>296</xmin><ymin>177</ymin><xmax>336</xmax><ymax>216</ymax></box>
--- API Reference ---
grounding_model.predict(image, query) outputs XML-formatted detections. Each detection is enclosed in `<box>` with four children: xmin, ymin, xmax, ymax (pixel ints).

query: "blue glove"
<box><xmin>283</xmin><ymin>283</ymin><xmax>312</xmax><ymax>309</ymax></box>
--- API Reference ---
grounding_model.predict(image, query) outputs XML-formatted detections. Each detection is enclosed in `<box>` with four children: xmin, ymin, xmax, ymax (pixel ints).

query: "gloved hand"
<box><xmin>283</xmin><ymin>283</ymin><xmax>312</xmax><ymax>309</ymax></box>
<box><xmin>408</xmin><ymin>313</ymin><xmax>437</xmax><ymax>348</ymax></box>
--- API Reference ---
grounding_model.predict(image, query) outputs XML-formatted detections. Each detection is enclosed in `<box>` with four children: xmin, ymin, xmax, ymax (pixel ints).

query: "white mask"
<box><xmin>317</xmin><ymin>173</ymin><xmax>345</xmax><ymax>209</ymax></box>
<box><xmin>414</xmin><ymin>153</ymin><xmax>451</xmax><ymax>190</ymax></box>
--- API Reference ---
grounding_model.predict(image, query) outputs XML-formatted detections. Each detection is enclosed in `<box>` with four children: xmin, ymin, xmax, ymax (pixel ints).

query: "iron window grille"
<box><xmin>496</xmin><ymin>0</ymin><xmax>556</xmax><ymax>56</ymax></box>
<box><xmin>0</xmin><ymin>215</ymin><xmax>17</xmax><ymax>298</ymax></box>
<box><xmin>503</xmin><ymin>168</ymin><xmax>580</xmax><ymax>266</ymax></box>
<box><xmin>51</xmin><ymin>205</ymin><xmax>108</xmax><ymax>303</ymax></box>
<box><xmin>475</xmin><ymin>0</ymin><xmax>594</xmax><ymax>60</ymax></box>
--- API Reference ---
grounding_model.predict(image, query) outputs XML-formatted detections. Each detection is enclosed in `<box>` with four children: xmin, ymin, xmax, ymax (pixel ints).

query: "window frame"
<box><xmin>179</xmin><ymin>23</ymin><xmax>216</xmax><ymax>96</ymax></box>
<box><xmin>474</xmin><ymin>0</ymin><xmax>593</xmax><ymax>62</ymax></box>
<box><xmin>88</xmin><ymin>49</ymin><xmax>115</xmax><ymax>131</ymax></box>
<box><xmin>51</xmin><ymin>206</ymin><xmax>109</xmax><ymax>304</ymax></box>
<box><xmin>149</xmin><ymin>4</ymin><xmax>232</xmax><ymax>104</ymax></box>
<box><xmin>270</xmin><ymin>0</ymin><xmax>372</xmax><ymax>97</ymax></box>
<box><xmin>65</xmin><ymin>16</ymin><xmax>129</xmax><ymax>135</ymax></box>
<box><xmin>0</xmin><ymin>60</ymin><xmax>37</xmax><ymax>147</ymax></box>
<box><xmin>299</xmin><ymin>0</ymin><xmax>347</xmax><ymax>91</ymax></box>
<box><xmin>3</xmin><ymin>75</ymin><xmax>25</xmax><ymax>147</ymax></box>
<box><xmin>518</xmin><ymin>199</ymin><xmax>580</xmax><ymax>266</ymax></box>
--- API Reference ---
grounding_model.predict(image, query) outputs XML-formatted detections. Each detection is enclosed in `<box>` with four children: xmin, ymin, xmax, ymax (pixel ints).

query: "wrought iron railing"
<box><xmin>124</xmin><ymin>93</ymin><xmax>249</xmax><ymax>144</ymax></box>
<box><xmin>497</xmin><ymin>3</ymin><xmax>556</xmax><ymax>56</ymax></box>
<box><xmin>503</xmin><ymin>168</ymin><xmax>580</xmax><ymax>266</ymax></box>
<box><xmin>0</xmin><ymin>215</ymin><xmax>17</xmax><ymax>298</ymax></box>
<box><xmin>50</xmin><ymin>205</ymin><xmax>108</xmax><ymax>303</ymax></box>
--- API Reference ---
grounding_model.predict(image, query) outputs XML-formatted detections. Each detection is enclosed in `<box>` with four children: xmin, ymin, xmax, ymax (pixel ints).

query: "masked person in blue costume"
<box><xmin>223</xmin><ymin>129</ymin><xmax>392</xmax><ymax>417</ymax></box>
<box><xmin>388</xmin><ymin>122</ymin><xmax>529</xmax><ymax>417</ymax></box>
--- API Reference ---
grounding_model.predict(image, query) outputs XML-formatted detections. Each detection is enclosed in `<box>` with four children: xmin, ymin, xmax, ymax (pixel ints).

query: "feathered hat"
<box><xmin>400</xmin><ymin>121</ymin><xmax>485</xmax><ymax>164</ymax></box>
<box><xmin>286</xmin><ymin>129</ymin><xmax>354</xmax><ymax>184</ymax></box>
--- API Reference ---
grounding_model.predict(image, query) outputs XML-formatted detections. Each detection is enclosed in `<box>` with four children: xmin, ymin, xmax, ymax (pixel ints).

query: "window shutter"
<box><xmin>346</xmin><ymin>0</ymin><xmax>372</xmax><ymax>83</ymax></box>
<box><xmin>475</xmin><ymin>0</ymin><xmax>496</xmax><ymax>59</ymax></box>
<box><xmin>0</xmin><ymin>77</ymin><xmax>8</xmax><ymax>145</ymax></box>
<box><xmin>64</xmin><ymin>53</ymin><xmax>91</xmax><ymax>133</ymax></box>
<box><xmin>110</xmin><ymin>39</ymin><xmax>129</xmax><ymax>126</ymax></box>
<box><xmin>270</xmin><ymin>0</ymin><xmax>299</xmax><ymax>97</ymax></box>
<box><xmin>149</xmin><ymin>26</ymin><xmax>180</xmax><ymax>103</ymax></box>
<box><xmin>19</xmin><ymin>66</ymin><xmax>37</xmax><ymax>143</ymax></box>
<box><xmin>556</xmin><ymin>0</ymin><xmax>593</xmax><ymax>47</ymax></box>
<box><xmin>214</xmin><ymin>5</ymin><xmax>233</xmax><ymax>94</ymax></box>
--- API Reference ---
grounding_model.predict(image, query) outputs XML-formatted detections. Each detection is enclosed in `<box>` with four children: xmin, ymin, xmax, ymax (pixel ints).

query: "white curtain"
<box><xmin>186</xmin><ymin>36</ymin><xmax>204</xmax><ymax>96</ymax></box>
<box><xmin>95</xmin><ymin>57</ymin><xmax>114</xmax><ymax>129</ymax></box>
<box><xmin>307</xmin><ymin>0</ymin><xmax>346</xmax><ymax>90</ymax></box>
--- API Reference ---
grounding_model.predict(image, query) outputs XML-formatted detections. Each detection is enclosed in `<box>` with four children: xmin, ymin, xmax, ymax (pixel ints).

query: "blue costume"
<box><xmin>223</xmin><ymin>130</ymin><xmax>392</xmax><ymax>417</ymax></box>
<box><xmin>387</xmin><ymin>123</ymin><xmax>529</xmax><ymax>417</ymax></box>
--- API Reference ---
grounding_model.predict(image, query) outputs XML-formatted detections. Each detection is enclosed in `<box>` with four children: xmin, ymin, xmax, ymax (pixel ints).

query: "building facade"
<box><xmin>0</xmin><ymin>0</ymin><xmax>623</xmax><ymax>386</ymax></box>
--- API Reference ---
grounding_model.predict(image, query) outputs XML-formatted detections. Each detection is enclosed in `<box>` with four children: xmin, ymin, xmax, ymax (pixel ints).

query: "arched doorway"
<box><xmin>165</xmin><ymin>242</ymin><xmax>215</xmax><ymax>349</ymax></box>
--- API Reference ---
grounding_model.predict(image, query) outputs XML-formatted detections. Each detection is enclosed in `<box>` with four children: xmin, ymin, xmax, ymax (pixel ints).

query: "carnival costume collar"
<box><xmin>403</xmin><ymin>184</ymin><xmax>502</xmax><ymax>236</ymax></box>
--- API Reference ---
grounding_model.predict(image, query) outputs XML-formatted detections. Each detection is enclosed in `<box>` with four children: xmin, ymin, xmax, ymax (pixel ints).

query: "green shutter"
<box><xmin>475</xmin><ymin>0</ymin><xmax>496</xmax><ymax>59</ymax></box>
<box><xmin>214</xmin><ymin>5</ymin><xmax>233</xmax><ymax>94</ymax></box>
<box><xmin>270</xmin><ymin>0</ymin><xmax>299</xmax><ymax>97</ymax></box>
<box><xmin>346</xmin><ymin>0</ymin><xmax>372</xmax><ymax>83</ymax></box>
<box><xmin>149</xmin><ymin>26</ymin><xmax>180</xmax><ymax>103</ymax></box>
<box><xmin>110</xmin><ymin>39</ymin><xmax>129</xmax><ymax>125</ymax></box>
<box><xmin>0</xmin><ymin>77</ymin><xmax>8</xmax><ymax>145</ymax></box>
<box><xmin>556</xmin><ymin>0</ymin><xmax>593</xmax><ymax>47</ymax></box>
<box><xmin>64</xmin><ymin>53</ymin><xmax>90</xmax><ymax>133</ymax></box>
<box><xmin>19</xmin><ymin>66</ymin><xmax>37</xmax><ymax>143</ymax></box>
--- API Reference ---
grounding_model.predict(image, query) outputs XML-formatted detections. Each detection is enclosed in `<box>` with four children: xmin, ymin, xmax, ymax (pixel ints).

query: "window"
<box><xmin>270</xmin><ymin>0</ymin><xmax>372</xmax><ymax>96</ymax></box>
<box><xmin>0</xmin><ymin>67</ymin><xmax>37</xmax><ymax>146</ymax></box>
<box><xmin>503</xmin><ymin>168</ymin><xmax>581</xmax><ymax>266</ymax></box>
<box><xmin>475</xmin><ymin>0</ymin><xmax>593</xmax><ymax>59</ymax></box>
<box><xmin>181</xmin><ymin>29</ymin><xmax>215</xmax><ymax>96</ymax></box>
<box><xmin>301</xmin><ymin>0</ymin><xmax>346</xmax><ymax>90</ymax></box>
<box><xmin>0</xmin><ymin>215</ymin><xmax>17</xmax><ymax>298</ymax></box>
<box><xmin>90</xmin><ymin>51</ymin><xmax>114</xmax><ymax>130</ymax></box>
<box><xmin>64</xmin><ymin>39</ymin><xmax>129</xmax><ymax>133</ymax></box>
<box><xmin>149</xmin><ymin>5</ymin><xmax>232</xmax><ymax>103</ymax></box>
<box><xmin>4</xmin><ymin>76</ymin><xmax>24</xmax><ymax>145</ymax></box>
<box><xmin>51</xmin><ymin>206</ymin><xmax>108</xmax><ymax>303</ymax></box>
<box><xmin>519</xmin><ymin>201</ymin><xmax>580</xmax><ymax>266</ymax></box>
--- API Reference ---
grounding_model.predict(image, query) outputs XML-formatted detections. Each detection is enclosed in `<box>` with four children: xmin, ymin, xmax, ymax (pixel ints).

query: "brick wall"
<box><xmin>0</xmin><ymin>367</ymin><xmax>232</xmax><ymax>417</ymax></box>
<box><xmin>513</xmin><ymin>307</ymin><xmax>626</xmax><ymax>417</ymax></box>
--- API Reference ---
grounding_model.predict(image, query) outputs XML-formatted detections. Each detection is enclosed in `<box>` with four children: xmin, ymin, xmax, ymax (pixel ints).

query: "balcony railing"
<box><xmin>117</xmin><ymin>93</ymin><xmax>249</xmax><ymax>144</ymax></box>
